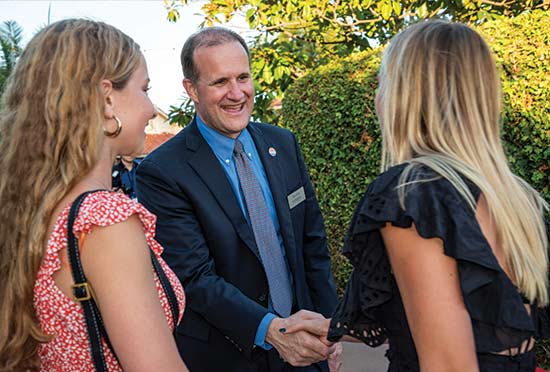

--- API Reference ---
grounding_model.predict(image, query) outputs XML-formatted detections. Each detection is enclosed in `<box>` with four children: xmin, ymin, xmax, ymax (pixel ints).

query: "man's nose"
<box><xmin>226</xmin><ymin>80</ymin><xmax>245</xmax><ymax>100</ymax></box>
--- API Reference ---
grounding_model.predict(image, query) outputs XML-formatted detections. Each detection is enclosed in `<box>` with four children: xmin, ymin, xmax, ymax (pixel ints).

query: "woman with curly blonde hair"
<box><xmin>0</xmin><ymin>19</ymin><xmax>188</xmax><ymax>372</ymax></box>
<box><xmin>287</xmin><ymin>20</ymin><xmax>549</xmax><ymax>371</ymax></box>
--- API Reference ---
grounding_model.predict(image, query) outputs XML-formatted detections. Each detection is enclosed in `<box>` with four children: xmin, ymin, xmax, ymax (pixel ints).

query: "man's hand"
<box><xmin>283</xmin><ymin>312</ymin><xmax>342</xmax><ymax>371</ymax></box>
<box><xmin>266</xmin><ymin>310</ymin><xmax>335</xmax><ymax>367</ymax></box>
<box><xmin>284</xmin><ymin>314</ymin><xmax>330</xmax><ymax>338</ymax></box>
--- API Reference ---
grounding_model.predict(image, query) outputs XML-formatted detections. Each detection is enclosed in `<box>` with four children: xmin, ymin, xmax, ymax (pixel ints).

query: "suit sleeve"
<box><xmin>136</xmin><ymin>158</ymin><xmax>268</xmax><ymax>358</ymax></box>
<box><xmin>292</xmin><ymin>134</ymin><xmax>338</xmax><ymax>316</ymax></box>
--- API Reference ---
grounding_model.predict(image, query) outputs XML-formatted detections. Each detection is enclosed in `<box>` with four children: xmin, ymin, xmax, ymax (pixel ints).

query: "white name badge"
<box><xmin>287</xmin><ymin>186</ymin><xmax>306</xmax><ymax>209</ymax></box>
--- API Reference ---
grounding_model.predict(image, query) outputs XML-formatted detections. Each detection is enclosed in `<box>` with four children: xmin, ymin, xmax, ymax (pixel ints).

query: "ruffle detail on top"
<box><xmin>72</xmin><ymin>191</ymin><xmax>159</xmax><ymax>253</ymax></box>
<box><xmin>328</xmin><ymin>163</ymin><xmax>540</xmax><ymax>352</ymax></box>
<box><xmin>42</xmin><ymin>191</ymin><xmax>161</xmax><ymax>278</ymax></box>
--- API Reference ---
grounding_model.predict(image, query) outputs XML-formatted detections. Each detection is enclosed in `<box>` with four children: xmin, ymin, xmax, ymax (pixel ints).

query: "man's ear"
<box><xmin>100</xmin><ymin>79</ymin><xmax>115</xmax><ymax>118</ymax></box>
<box><xmin>183</xmin><ymin>78</ymin><xmax>199</xmax><ymax>103</ymax></box>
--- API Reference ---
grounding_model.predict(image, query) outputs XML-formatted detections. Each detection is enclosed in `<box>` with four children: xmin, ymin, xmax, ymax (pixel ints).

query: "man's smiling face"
<box><xmin>184</xmin><ymin>41</ymin><xmax>254</xmax><ymax>138</ymax></box>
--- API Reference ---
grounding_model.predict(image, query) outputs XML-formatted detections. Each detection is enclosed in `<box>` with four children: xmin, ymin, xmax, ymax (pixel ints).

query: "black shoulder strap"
<box><xmin>67</xmin><ymin>190</ymin><xmax>180</xmax><ymax>371</ymax></box>
<box><xmin>150</xmin><ymin>250</ymin><xmax>180</xmax><ymax>326</ymax></box>
<box><xmin>67</xmin><ymin>190</ymin><xmax>111</xmax><ymax>372</ymax></box>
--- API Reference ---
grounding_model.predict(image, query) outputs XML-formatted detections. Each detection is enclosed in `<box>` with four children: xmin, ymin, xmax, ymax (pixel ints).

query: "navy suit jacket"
<box><xmin>136</xmin><ymin>119</ymin><xmax>337</xmax><ymax>371</ymax></box>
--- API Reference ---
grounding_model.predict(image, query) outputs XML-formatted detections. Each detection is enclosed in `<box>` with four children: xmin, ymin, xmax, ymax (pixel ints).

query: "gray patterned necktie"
<box><xmin>233</xmin><ymin>139</ymin><xmax>292</xmax><ymax>317</ymax></box>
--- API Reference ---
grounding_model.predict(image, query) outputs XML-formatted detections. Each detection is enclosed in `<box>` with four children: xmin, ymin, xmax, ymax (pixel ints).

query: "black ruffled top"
<box><xmin>328</xmin><ymin>163</ymin><xmax>549</xmax><ymax>371</ymax></box>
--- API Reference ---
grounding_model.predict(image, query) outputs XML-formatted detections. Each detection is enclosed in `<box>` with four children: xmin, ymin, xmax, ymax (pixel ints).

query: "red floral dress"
<box><xmin>34</xmin><ymin>191</ymin><xmax>185</xmax><ymax>372</ymax></box>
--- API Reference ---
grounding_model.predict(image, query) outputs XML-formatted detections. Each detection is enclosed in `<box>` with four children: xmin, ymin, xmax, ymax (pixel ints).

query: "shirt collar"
<box><xmin>196</xmin><ymin>115</ymin><xmax>254</xmax><ymax>163</ymax></box>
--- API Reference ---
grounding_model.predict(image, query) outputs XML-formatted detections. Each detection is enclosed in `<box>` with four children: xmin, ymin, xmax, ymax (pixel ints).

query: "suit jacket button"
<box><xmin>258</xmin><ymin>293</ymin><xmax>267</xmax><ymax>302</ymax></box>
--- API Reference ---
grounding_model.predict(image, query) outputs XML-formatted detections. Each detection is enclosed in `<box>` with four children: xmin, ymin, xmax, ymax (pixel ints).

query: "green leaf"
<box><xmin>416</xmin><ymin>3</ymin><xmax>428</xmax><ymax>18</ymax></box>
<box><xmin>167</xmin><ymin>9</ymin><xmax>180</xmax><ymax>22</ymax></box>
<box><xmin>379</xmin><ymin>1</ymin><xmax>393</xmax><ymax>20</ymax></box>
<box><xmin>245</xmin><ymin>7</ymin><xmax>256</xmax><ymax>23</ymax></box>
<box><xmin>392</xmin><ymin>0</ymin><xmax>401</xmax><ymax>14</ymax></box>
<box><xmin>274</xmin><ymin>65</ymin><xmax>284</xmax><ymax>79</ymax></box>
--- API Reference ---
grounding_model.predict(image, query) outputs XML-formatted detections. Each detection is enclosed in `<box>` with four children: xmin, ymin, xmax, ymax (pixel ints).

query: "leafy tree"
<box><xmin>0</xmin><ymin>20</ymin><xmax>23</xmax><ymax>95</ymax></box>
<box><xmin>164</xmin><ymin>0</ymin><xmax>547</xmax><ymax>124</ymax></box>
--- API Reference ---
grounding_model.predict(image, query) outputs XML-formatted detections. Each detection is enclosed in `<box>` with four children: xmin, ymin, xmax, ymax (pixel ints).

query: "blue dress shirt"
<box><xmin>196</xmin><ymin>116</ymin><xmax>291</xmax><ymax>350</ymax></box>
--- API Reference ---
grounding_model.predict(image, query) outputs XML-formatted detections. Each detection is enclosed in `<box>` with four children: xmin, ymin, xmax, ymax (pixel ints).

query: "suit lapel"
<box><xmin>186</xmin><ymin>121</ymin><xmax>261</xmax><ymax>260</ymax></box>
<box><xmin>248</xmin><ymin>124</ymin><xmax>299</xmax><ymax>273</ymax></box>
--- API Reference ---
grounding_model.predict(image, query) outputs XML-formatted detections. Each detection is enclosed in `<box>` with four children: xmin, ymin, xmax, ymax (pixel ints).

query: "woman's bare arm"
<box><xmin>82</xmin><ymin>215</ymin><xmax>188</xmax><ymax>372</ymax></box>
<box><xmin>381</xmin><ymin>222</ymin><xmax>478</xmax><ymax>372</ymax></box>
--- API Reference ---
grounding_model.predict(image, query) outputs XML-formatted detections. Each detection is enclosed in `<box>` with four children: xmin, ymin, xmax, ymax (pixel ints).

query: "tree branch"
<box><xmin>477</xmin><ymin>0</ymin><xmax>515</xmax><ymax>7</ymax></box>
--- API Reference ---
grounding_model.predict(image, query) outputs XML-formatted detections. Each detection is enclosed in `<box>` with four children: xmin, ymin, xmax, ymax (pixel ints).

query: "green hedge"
<box><xmin>282</xmin><ymin>10</ymin><xmax>550</xmax><ymax>294</ymax></box>
<box><xmin>480</xmin><ymin>11</ymin><xmax>550</xmax><ymax>199</ymax></box>
<box><xmin>283</xmin><ymin>49</ymin><xmax>382</xmax><ymax>291</ymax></box>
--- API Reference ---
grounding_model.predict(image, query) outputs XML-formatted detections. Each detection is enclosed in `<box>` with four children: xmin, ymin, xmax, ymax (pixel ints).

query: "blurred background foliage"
<box><xmin>163</xmin><ymin>0</ymin><xmax>547</xmax><ymax>125</ymax></box>
<box><xmin>0</xmin><ymin>20</ymin><xmax>23</xmax><ymax>99</ymax></box>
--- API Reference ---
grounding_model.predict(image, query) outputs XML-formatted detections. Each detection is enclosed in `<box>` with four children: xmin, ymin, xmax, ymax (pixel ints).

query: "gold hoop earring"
<box><xmin>103</xmin><ymin>115</ymin><xmax>122</xmax><ymax>138</ymax></box>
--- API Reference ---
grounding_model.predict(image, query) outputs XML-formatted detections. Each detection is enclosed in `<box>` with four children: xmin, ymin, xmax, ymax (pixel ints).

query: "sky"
<box><xmin>0</xmin><ymin>0</ymin><xmax>249</xmax><ymax>113</ymax></box>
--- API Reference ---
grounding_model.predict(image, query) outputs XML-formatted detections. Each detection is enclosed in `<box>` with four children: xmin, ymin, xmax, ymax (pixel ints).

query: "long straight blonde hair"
<box><xmin>0</xmin><ymin>19</ymin><xmax>141</xmax><ymax>371</ymax></box>
<box><xmin>377</xmin><ymin>20</ymin><xmax>548</xmax><ymax>305</ymax></box>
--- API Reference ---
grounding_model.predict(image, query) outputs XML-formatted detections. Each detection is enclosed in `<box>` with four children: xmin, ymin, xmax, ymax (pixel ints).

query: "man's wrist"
<box><xmin>265</xmin><ymin>317</ymin><xmax>285</xmax><ymax>345</ymax></box>
<box><xmin>254</xmin><ymin>313</ymin><xmax>278</xmax><ymax>350</ymax></box>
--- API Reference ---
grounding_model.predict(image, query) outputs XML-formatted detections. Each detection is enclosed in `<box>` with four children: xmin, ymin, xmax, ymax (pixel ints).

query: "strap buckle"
<box><xmin>72</xmin><ymin>282</ymin><xmax>93</xmax><ymax>302</ymax></box>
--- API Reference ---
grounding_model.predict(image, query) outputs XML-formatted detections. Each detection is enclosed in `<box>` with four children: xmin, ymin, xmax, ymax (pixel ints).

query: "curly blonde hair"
<box><xmin>0</xmin><ymin>19</ymin><xmax>142</xmax><ymax>371</ymax></box>
<box><xmin>378</xmin><ymin>20</ymin><xmax>548</xmax><ymax>305</ymax></box>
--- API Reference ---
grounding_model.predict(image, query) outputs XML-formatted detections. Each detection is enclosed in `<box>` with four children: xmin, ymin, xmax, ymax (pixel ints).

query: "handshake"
<box><xmin>266</xmin><ymin>310</ymin><xmax>343</xmax><ymax>371</ymax></box>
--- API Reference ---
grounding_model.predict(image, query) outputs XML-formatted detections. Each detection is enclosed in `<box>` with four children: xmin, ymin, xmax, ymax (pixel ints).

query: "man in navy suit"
<box><xmin>136</xmin><ymin>27</ymin><xmax>339</xmax><ymax>372</ymax></box>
